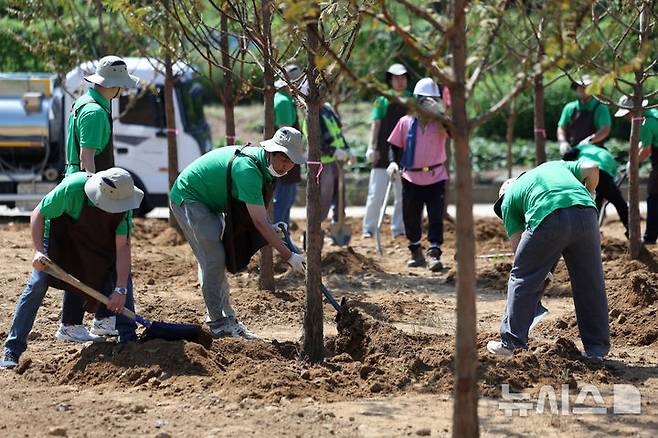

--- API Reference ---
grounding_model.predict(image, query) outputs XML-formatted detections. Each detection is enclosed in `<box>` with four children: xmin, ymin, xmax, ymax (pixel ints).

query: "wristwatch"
<box><xmin>113</xmin><ymin>287</ymin><xmax>128</xmax><ymax>296</ymax></box>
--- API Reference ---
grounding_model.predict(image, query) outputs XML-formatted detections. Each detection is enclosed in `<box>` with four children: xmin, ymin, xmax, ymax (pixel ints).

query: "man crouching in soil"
<box><xmin>1</xmin><ymin>168</ymin><xmax>143</xmax><ymax>369</ymax></box>
<box><xmin>487</xmin><ymin>160</ymin><xmax>610</xmax><ymax>360</ymax></box>
<box><xmin>169</xmin><ymin>127</ymin><xmax>307</xmax><ymax>339</ymax></box>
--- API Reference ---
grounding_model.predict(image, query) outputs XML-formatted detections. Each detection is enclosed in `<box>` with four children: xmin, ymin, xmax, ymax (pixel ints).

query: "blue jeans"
<box><xmin>500</xmin><ymin>206</ymin><xmax>610</xmax><ymax>357</ymax></box>
<box><xmin>272</xmin><ymin>181</ymin><xmax>298</xmax><ymax>225</ymax></box>
<box><xmin>4</xmin><ymin>264</ymin><xmax>137</xmax><ymax>359</ymax></box>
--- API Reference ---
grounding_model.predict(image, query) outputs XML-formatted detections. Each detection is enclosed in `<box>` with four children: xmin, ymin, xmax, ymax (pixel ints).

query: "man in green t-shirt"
<box><xmin>362</xmin><ymin>63</ymin><xmax>409</xmax><ymax>239</ymax></box>
<box><xmin>487</xmin><ymin>161</ymin><xmax>610</xmax><ymax>360</ymax></box>
<box><xmin>1</xmin><ymin>168</ymin><xmax>143</xmax><ymax>370</ymax></box>
<box><xmin>557</xmin><ymin>76</ymin><xmax>611</xmax><ymax>157</ymax></box>
<box><xmin>570</xmin><ymin>143</ymin><xmax>629</xmax><ymax>235</ymax></box>
<box><xmin>615</xmin><ymin>95</ymin><xmax>658</xmax><ymax>243</ymax></box>
<box><xmin>169</xmin><ymin>127</ymin><xmax>307</xmax><ymax>339</ymax></box>
<box><xmin>272</xmin><ymin>64</ymin><xmax>303</xmax><ymax>226</ymax></box>
<box><xmin>65</xmin><ymin>56</ymin><xmax>139</xmax><ymax>176</ymax></box>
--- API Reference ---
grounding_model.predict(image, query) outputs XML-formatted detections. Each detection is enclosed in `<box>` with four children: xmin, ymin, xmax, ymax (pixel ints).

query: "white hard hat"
<box><xmin>413</xmin><ymin>77</ymin><xmax>440</xmax><ymax>97</ymax></box>
<box><xmin>387</xmin><ymin>63</ymin><xmax>407</xmax><ymax>76</ymax></box>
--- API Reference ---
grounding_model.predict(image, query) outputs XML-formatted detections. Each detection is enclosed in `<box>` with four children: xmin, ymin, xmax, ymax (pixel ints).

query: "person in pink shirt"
<box><xmin>387</xmin><ymin>78</ymin><xmax>450</xmax><ymax>271</ymax></box>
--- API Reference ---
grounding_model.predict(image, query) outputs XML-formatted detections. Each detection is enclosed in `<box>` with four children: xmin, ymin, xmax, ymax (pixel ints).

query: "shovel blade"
<box><xmin>143</xmin><ymin>321</ymin><xmax>212</xmax><ymax>347</ymax></box>
<box><xmin>329</xmin><ymin>225</ymin><xmax>352</xmax><ymax>246</ymax></box>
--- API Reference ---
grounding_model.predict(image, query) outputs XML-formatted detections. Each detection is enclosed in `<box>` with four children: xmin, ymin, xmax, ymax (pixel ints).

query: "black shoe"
<box><xmin>407</xmin><ymin>247</ymin><xmax>426</xmax><ymax>267</ymax></box>
<box><xmin>426</xmin><ymin>247</ymin><xmax>443</xmax><ymax>272</ymax></box>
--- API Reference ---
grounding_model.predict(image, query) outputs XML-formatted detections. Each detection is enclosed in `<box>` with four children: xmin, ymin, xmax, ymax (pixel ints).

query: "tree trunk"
<box><xmin>259</xmin><ymin>0</ymin><xmax>275</xmax><ymax>292</ymax></box>
<box><xmin>164</xmin><ymin>53</ymin><xmax>181</xmax><ymax>233</ymax></box>
<box><xmin>628</xmin><ymin>88</ymin><xmax>642</xmax><ymax>259</ymax></box>
<box><xmin>220</xmin><ymin>11</ymin><xmax>236</xmax><ymax>145</ymax></box>
<box><xmin>506</xmin><ymin>99</ymin><xmax>516</xmax><ymax>179</ymax></box>
<box><xmin>302</xmin><ymin>12</ymin><xmax>324</xmax><ymax>363</ymax></box>
<box><xmin>533</xmin><ymin>75</ymin><xmax>546</xmax><ymax>165</ymax></box>
<box><xmin>450</xmin><ymin>0</ymin><xmax>479</xmax><ymax>436</ymax></box>
<box><xmin>95</xmin><ymin>0</ymin><xmax>105</xmax><ymax>54</ymax></box>
<box><xmin>533</xmin><ymin>22</ymin><xmax>546</xmax><ymax>165</ymax></box>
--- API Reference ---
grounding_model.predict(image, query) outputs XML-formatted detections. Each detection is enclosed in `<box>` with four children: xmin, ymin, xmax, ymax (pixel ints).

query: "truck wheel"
<box><xmin>128</xmin><ymin>172</ymin><xmax>154</xmax><ymax>217</ymax></box>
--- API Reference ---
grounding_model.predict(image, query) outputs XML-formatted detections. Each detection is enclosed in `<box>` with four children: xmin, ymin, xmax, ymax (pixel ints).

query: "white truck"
<box><xmin>0</xmin><ymin>57</ymin><xmax>212</xmax><ymax>215</ymax></box>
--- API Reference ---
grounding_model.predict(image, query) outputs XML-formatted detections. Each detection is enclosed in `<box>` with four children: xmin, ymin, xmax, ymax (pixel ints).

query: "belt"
<box><xmin>404</xmin><ymin>163</ymin><xmax>443</xmax><ymax>172</ymax></box>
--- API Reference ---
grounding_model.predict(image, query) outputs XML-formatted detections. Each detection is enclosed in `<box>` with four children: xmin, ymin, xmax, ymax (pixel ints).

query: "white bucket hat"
<box><xmin>413</xmin><ymin>77</ymin><xmax>441</xmax><ymax>97</ymax></box>
<box><xmin>275</xmin><ymin>64</ymin><xmax>303</xmax><ymax>90</ymax></box>
<box><xmin>84</xmin><ymin>168</ymin><xmax>144</xmax><ymax>213</ymax></box>
<box><xmin>84</xmin><ymin>56</ymin><xmax>140</xmax><ymax>89</ymax></box>
<box><xmin>260</xmin><ymin>127</ymin><xmax>307</xmax><ymax>165</ymax></box>
<box><xmin>614</xmin><ymin>94</ymin><xmax>649</xmax><ymax>118</ymax></box>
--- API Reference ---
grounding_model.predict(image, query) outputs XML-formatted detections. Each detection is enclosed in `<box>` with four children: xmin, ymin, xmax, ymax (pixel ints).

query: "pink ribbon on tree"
<box><xmin>534</xmin><ymin>128</ymin><xmax>546</xmax><ymax>138</ymax></box>
<box><xmin>307</xmin><ymin>161</ymin><xmax>324</xmax><ymax>184</ymax></box>
<box><xmin>632</xmin><ymin>117</ymin><xmax>645</xmax><ymax>122</ymax></box>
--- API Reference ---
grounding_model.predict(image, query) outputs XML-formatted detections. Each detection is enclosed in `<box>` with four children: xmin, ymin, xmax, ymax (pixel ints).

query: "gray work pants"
<box><xmin>500</xmin><ymin>206</ymin><xmax>610</xmax><ymax>357</ymax></box>
<box><xmin>170</xmin><ymin>200</ymin><xmax>235</xmax><ymax>326</ymax></box>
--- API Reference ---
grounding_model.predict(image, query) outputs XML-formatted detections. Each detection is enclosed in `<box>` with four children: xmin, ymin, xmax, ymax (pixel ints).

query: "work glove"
<box><xmin>365</xmin><ymin>148</ymin><xmax>377</xmax><ymax>164</ymax></box>
<box><xmin>32</xmin><ymin>250</ymin><xmax>47</xmax><ymax>271</ymax></box>
<box><xmin>578</xmin><ymin>135</ymin><xmax>594</xmax><ymax>146</ymax></box>
<box><xmin>287</xmin><ymin>252</ymin><xmax>306</xmax><ymax>273</ymax></box>
<box><xmin>348</xmin><ymin>149</ymin><xmax>358</xmax><ymax>166</ymax></box>
<box><xmin>334</xmin><ymin>148</ymin><xmax>348</xmax><ymax>162</ymax></box>
<box><xmin>559</xmin><ymin>141</ymin><xmax>572</xmax><ymax>157</ymax></box>
<box><xmin>386</xmin><ymin>162</ymin><xmax>399</xmax><ymax>177</ymax></box>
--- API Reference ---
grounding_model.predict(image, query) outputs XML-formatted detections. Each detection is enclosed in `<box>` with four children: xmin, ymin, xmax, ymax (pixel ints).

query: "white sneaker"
<box><xmin>90</xmin><ymin>317</ymin><xmax>119</xmax><ymax>337</ymax></box>
<box><xmin>56</xmin><ymin>324</ymin><xmax>103</xmax><ymax>343</ymax></box>
<box><xmin>487</xmin><ymin>340</ymin><xmax>514</xmax><ymax>357</ymax></box>
<box><xmin>209</xmin><ymin>317</ymin><xmax>258</xmax><ymax>340</ymax></box>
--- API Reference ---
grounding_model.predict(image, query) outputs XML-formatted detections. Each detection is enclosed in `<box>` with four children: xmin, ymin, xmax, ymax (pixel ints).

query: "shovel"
<box><xmin>329</xmin><ymin>163</ymin><xmax>352</xmax><ymax>246</ymax></box>
<box><xmin>39</xmin><ymin>255</ymin><xmax>211</xmax><ymax>346</ymax></box>
<box><xmin>375</xmin><ymin>175</ymin><xmax>394</xmax><ymax>256</ymax></box>
<box><xmin>275</xmin><ymin>222</ymin><xmax>342</xmax><ymax>312</ymax></box>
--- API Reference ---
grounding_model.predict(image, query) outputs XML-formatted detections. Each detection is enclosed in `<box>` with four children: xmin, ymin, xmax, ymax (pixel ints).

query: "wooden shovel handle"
<box><xmin>38</xmin><ymin>255</ymin><xmax>137</xmax><ymax>321</ymax></box>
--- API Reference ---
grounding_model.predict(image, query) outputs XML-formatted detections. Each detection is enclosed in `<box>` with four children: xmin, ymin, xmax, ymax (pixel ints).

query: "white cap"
<box><xmin>387</xmin><ymin>64</ymin><xmax>407</xmax><ymax>76</ymax></box>
<box><xmin>413</xmin><ymin>77</ymin><xmax>440</xmax><ymax>97</ymax></box>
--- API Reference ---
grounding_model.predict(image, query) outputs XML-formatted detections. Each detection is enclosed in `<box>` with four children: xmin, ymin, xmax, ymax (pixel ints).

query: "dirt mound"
<box><xmin>322</xmin><ymin>247</ymin><xmax>383</xmax><ymax>275</ymax></box>
<box><xmin>601</xmin><ymin>236</ymin><xmax>628</xmax><ymax>261</ymax></box>
<box><xmin>475</xmin><ymin>219</ymin><xmax>508</xmax><ymax>242</ymax></box>
<box><xmin>479</xmin><ymin>338</ymin><xmax>619</xmax><ymax>397</ymax></box>
<box><xmin>607</xmin><ymin>271</ymin><xmax>658</xmax><ymax>346</ymax></box>
<box><xmin>152</xmin><ymin>227</ymin><xmax>186</xmax><ymax>246</ymax></box>
<box><xmin>131</xmin><ymin>218</ymin><xmax>170</xmax><ymax>242</ymax></box>
<box><xmin>477</xmin><ymin>262</ymin><xmax>511</xmax><ymax>291</ymax></box>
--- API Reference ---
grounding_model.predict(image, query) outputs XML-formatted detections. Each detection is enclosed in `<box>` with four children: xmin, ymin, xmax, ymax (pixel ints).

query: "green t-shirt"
<box><xmin>40</xmin><ymin>172</ymin><xmax>132</xmax><ymax>238</ymax></box>
<box><xmin>501</xmin><ymin>161</ymin><xmax>596</xmax><ymax>237</ymax></box>
<box><xmin>558</xmin><ymin>98</ymin><xmax>611</xmax><ymax>130</ymax></box>
<box><xmin>371</xmin><ymin>90</ymin><xmax>412</xmax><ymax>121</ymax></box>
<box><xmin>65</xmin><ymin>88</ymin><xmax>112</xmax><ymax>176</ymax></box>
<box><xmin>274</xmin><ymin>91</ymin><xmax>297</xmax><ymax>128</ymax></box>
<box><xmin>640</xmin><ymin>108</ymin><xmax>658</xmax><ymax>149</ymax></box>
<box><xmin>575</xmin><ymin>143</ymin><xmax>618</xmax><ymax>177</ymax></box>
<box><xmin>169</xmin><ymin>146</ymin><xmax>273</xmax><ymax>215</ymax></box>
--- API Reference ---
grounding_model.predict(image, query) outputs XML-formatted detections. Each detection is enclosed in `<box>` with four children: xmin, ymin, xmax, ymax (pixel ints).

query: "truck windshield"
<box><xmin>177</xmin><ymin>79</ymin><xmax>206</xmax><ymax>131</ymax></box>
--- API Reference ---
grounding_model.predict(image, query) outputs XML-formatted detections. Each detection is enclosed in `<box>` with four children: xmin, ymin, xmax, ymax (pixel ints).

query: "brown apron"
<box><xmin>68</xmin><ymin>96</ymin><xmax>115</xmax><ymax>172</ymax></box>
<box><xmin>47</xmin><ymin>198</ymin><xmax>124</xmax><ymax>310</ymax></box>
<box><xmin>222</xmin><ymin>146</ymin><xmax>275</xmax><ymax>273</ymax></box>
<box><xmin>566</xmin><ymin>100</ymin><xmax>605</xmax><ymax>148</ymax></box>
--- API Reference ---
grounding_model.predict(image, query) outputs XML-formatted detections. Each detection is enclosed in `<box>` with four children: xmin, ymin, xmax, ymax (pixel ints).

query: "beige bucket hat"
<box><xmin>261</xmin><ymin>127</ymin><xmax>306</xmax><ymax>165</ymax></box>
<box><xmin>84</xmin><ymin>56</ymin><xmax>140</xmax><ymax>89</ymax></box>
<box><xmin>275</xmin><ymin>64</ymin><xmax>303</xmax><ymax>90</ymax></box>
<box><xmin>614</xmin><ymin>94</ymin><xmax>649</xmax><ymax>118</ymax></box>
<box><xmin>84</xmin><ymin>168</ymin><xmax>144</xmax><ymax>213</ymax></box>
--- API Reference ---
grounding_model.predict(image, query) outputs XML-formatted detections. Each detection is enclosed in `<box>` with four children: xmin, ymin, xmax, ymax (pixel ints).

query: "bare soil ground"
<box><xmin>0</xmin><ymin>216</ymin><xmax>657</xmax><ymax>437</ymax></box>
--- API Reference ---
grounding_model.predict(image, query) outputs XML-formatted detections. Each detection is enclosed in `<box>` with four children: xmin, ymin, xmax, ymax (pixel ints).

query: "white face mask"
<box><xmin>267</xmin><ymin>160</ymin><xmax>288</xmax><ymax>177</ymax></box>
